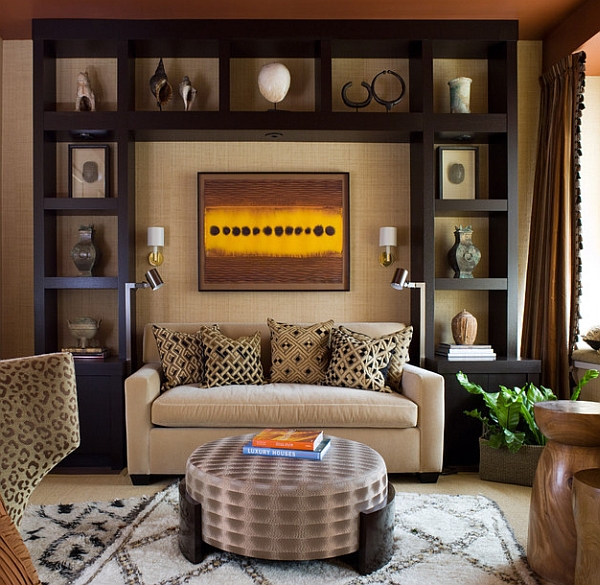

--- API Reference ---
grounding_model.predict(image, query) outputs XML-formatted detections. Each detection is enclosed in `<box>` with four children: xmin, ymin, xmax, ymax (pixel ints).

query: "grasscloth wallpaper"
<box><xmin>0</xmin><ymin>41</ymin><xmax>542</xmax><ymax>358</ymax></box>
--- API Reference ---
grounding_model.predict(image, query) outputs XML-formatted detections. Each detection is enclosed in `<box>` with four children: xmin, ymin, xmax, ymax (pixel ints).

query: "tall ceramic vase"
<box><xmin>448</xmin><ymin>225</ymin><xmax>480</xmax><ymax>278</ymax></box>
<box><xmin>448</xmin><ymin>77</ymin><xmax>472</xmax><ymax>113</ymax></box>
<box><xmin>70</xmin><ymin>224</ymin><xmax>99</xmax><ymax>276</ymax></box>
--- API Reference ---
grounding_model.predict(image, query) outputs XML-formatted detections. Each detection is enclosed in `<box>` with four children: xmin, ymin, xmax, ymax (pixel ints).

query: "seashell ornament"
<box><xmin>179</xmin><ymin>76</ymin><xmax>197</xmax><ymax>111</ymax></box>
<box><xmin>258</xmin><ymin>62</ymin><xmax>291</xmax><ymax>110</ymax></box>
<box><xmin>75</xmin><ymin>71</ymin><xmax>96</xmax><ymax>112</ymax></box>
<box><xmin>149</xmin><ymin>58</ymin><xmax>173</xmax><ymax>111</ymax></box>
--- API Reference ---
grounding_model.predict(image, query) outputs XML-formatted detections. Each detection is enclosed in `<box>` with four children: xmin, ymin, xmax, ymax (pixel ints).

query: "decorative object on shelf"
<box><xmin>258</xmin><ymin>62</ymin><xmax>291</xmax><ymax>110</ymax></box>
<box><xmin>341</xmin><ymin>70</ymin><xmax>406</xmax><ymax>112</ymax></box>
<box><xmin>451</xmin><ymin>309</ymin><xmax>478</xmax><ymax>345</ymax></box>
<box><xmin>68</xmin><ymin>144</ymin><xmax>109</xmax><ymax>198</ymax></box>
<box><xmin>125</xmin><ymin>269</ymin><xmax>164</xmax><ymax>364</ymax></box>
<box><xmin>198</xmin><ymin>172</ymin><xmax>349</xmax><ymax>291</ymax></box>
<box><xmin>149</xmin><ymin>58</ymin><xmax>173</xmax><ymax>111</ymax></box>
<box><xmin>391</xmin><ymin>267</ymin><xmax>426</xmax><ymax>366</ymax></box>
<box><xmin>75</xmin><ymin>71</ymin><xmax>96</xmax><ymax>112</ymax></box>
<box><xmin>371</xmin><ymin>70</ymin><xmax>406</xmax><ymax>112</ymax></box>
<box><xmin>340</xmin><ymin>80</ymin><xmax>372</xmax><ymax>110</ymax></box>
<box><xmin>67</xmin><ymin>316</ymin><xmax>101</xmax><ymax>349</ymax></box>
<box><xmin>437</xmin><ymin>146</ymin><xmax>479</xmax><ymax>199</ymax></box>
<box><xmin>448</xmin><ymin>76</ymin><xmax>472</xmax><ymax>113</ymax></box>
<box><xmin>378</xmin><ymin>227</ymin><xmax>397</xmax><ymax>267</ymax></box>
<box><xmin>147</xmin><ymin>226</ymin><xmax>164</xmax><ymax>266</ymax></box>
<box><xmin>179</xmin><ymin>76</ymin><xmax>197</xmax><ymax>111</ymax></box>
<box><xmin>583</xmin><ymin>326</ymin><xmax>600</xmax><ymax>351</ymax></box>
<box><xmin>70</xmin><ymin>224</ymin><xmax>99</xmax><ymax>276</ymax></box>
<box><xmin>448</xmin><ymin>225</ymin><xmax>481</xmax><ymax>278</ymax></box>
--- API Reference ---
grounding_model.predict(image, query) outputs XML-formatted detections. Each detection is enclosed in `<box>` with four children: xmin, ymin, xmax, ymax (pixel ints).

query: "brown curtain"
<box><xmin>521</xmin><ymin>52</ymin><xmax>586</xmax><ymax>398</ymax></box>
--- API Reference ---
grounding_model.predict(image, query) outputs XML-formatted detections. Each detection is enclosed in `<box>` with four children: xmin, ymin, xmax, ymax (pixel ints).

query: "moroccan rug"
<box><xmin>20</xmin><ymin>482</ymin><xmax>541</xmax><ymax>585</ymax></box>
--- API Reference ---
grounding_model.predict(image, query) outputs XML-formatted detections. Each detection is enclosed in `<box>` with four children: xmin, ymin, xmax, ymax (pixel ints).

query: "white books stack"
<box><xmin>435</xmin><ymin>343</ymin><xmax>496</xmax><ymax>361</ymax></box>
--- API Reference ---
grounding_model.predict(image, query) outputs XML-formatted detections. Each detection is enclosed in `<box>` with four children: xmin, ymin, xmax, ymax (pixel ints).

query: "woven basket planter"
<box><xmin>478</xmin><ymin>438</ymin><xmax>544</xmax><ymax>487</ymax></box>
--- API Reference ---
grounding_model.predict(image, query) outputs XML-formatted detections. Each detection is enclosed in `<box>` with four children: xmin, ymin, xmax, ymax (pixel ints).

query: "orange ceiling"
<box><xmin>0</xmin><ymin>0</ymin><xmax>598</xmax><ymax>72</ymax></box>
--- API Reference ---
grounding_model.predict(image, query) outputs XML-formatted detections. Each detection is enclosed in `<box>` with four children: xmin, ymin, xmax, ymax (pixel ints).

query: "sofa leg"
<box><xmin>129</xmin><ymin>474</ymin><xmax>154</xmax><ymax>485</ymax></box>
<box><xmin>417</xmin><ymin>472</ymin><xmax>440</xmax><ymax>483</ymax></box>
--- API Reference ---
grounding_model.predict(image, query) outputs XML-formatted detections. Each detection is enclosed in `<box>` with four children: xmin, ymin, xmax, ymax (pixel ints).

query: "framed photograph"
<box><xmin>68</xmin><ymin>145</ymin><xmax>109</xmax><ymax>198</ymax></box>
<box><xmin>437</xmin><ymin>146</ymin><xmax>479</xmax><ymax>200</ymax></box>
<box><xmin>198</xmin><ymin>172</ymin><xmax>350</xmax><ymax>291</ymax></box>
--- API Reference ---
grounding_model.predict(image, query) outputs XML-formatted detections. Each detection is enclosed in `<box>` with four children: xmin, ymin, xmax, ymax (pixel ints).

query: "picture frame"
<box><xmin>437</xmin><ymin>146</ymin><xmax>479</xmax><ymax>200</ymax></box>
<box><xmin>68</xmin><ymin>144</ymin><xmax>110</xmax><ymax>198</ymax></box>
<box><xmin>198</xmin><ymin>172</ymin><xmax>350</xmax><ymax>291</ymax></box>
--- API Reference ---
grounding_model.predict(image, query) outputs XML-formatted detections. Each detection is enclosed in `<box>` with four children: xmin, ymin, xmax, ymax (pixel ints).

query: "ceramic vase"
<box><xmin>448</xmin><ymin>225</ymin><xmax>480</xmax><ymax>278</ymax></box>
<box><xmin>448</xmin><ymin>77</ymin><xmax>472</xmax><ymax>113</ymax></box>
<box><xmin>451</xmin><ymin>309</ymin><xmax>478</xmax><ymax>345</ymax></box>
<box><xmin>70</xmin><ymin>225</ymin><xmax>98</xmax><ymax>276</ymax></box>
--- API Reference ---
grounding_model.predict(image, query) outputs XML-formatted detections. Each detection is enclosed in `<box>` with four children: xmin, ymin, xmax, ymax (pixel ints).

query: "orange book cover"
<box><xmin>251</xmin><ymin>428</ymin><xmax>324</xmax><ymax>451</ymax></box>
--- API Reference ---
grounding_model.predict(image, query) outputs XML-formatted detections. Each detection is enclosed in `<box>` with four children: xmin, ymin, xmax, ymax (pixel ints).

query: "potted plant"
<box><xmin>456</xmin><ymin>369</ymin><xmax>599</xmax><ymax>486</ymax></box>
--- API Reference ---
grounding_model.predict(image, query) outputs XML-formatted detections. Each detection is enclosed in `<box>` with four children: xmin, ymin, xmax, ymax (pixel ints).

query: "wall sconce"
<box><xmin>125</xmin><ymin>268</ymin><xmax>164</xmax><ymax>365</ymax></box>
<box><xmin>147</xmin><ymin>227</ymin><xmax>164</xmax><ymax>266</ymax></box>
<box><xmin>391</xmin><ymin>267</ymin><xmax>426</xmax><ymax>367</ymax></box>
<box><xmin>379</xmin><ymin>227</ymin><xmax>397</xmax><ymax>267</ymax></box>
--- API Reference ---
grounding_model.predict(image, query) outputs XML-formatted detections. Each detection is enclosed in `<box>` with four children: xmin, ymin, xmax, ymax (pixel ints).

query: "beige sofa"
<box><xmin>125</xmin><ymin>321</ymin><xmax>445</xmax><ymax>484</ymax></box>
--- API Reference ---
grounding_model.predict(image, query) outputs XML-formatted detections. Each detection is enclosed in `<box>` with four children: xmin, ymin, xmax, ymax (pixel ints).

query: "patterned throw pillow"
<box><xmin>268</xmin><ymin>318</ymin><xmax>334</xmax><ymax>384</ymax></box>
<box><xmin>321</xmin><ymin>327</ymin><xmax>397</xmax><ymax>391</ymax></box>
<box><xmin>338</xmin><ymin>325</ymin><xmax>413</xmax><ymax>392</ymax></box>
<box><xmin>152</xmin><ymin>325</ymin><xmax>208</xmax><ymax>391</ymax></box>
<box><xmin>202</xmin><ymin>328</ymin><xmax>265</xmax><ymax>387</ymax></box>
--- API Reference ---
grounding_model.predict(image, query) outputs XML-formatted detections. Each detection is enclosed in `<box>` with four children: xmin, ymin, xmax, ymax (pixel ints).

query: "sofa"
<box><xmin>124</xmin><ymin>320</ymin><xmax>445</xmax><ymax>485</ymax></box>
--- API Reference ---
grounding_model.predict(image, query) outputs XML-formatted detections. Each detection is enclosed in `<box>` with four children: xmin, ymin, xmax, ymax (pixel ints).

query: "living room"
<box><xmin>2</xmin><ymin>2</ymin><xmax>600</xmax><ymax>585</ymax></box>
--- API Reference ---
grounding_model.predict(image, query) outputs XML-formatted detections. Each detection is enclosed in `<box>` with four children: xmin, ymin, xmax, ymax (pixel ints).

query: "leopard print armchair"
<box><xmin>0</xmin><ymin>352</ymin><xmax>80</xmax><ymax>527</ymax></box>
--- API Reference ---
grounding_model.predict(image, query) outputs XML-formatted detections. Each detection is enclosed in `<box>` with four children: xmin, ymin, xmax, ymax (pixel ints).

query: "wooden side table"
<box><xmin>527</xmin><ymin>401</ymin><xmax>600</xmax><ymax>585</ymax></box>
<box><xmin>572</xmin><ymin>468</ymin><xmax>600</xmax><ymax>585</ymax></box>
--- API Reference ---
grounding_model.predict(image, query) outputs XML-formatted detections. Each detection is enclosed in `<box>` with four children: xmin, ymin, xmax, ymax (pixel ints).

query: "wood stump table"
<box><xmin>527</xmin><ymin>401</ymin><xmax>600</xmax><ymax>585</ymax></box>
<box><xmin>179</xmin><ymin>434</ymin><xmax>395</xmax><ymax>574</ymax></box>
<box><xmin>572</xmin><ymin>468</ymin><xmax>600</xmax><ymax>585</ymax></box>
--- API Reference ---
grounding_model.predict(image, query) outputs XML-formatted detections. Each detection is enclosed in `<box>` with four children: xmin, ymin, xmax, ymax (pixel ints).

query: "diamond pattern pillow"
<box><xmin>338</xmin><ymin>325</ymin><xmax>413</xmax><ymax>392</ymax></box>
<box><xmin>152</xmin><ymin>325</ymin><xmax>210</xmax><ymax>392</ymax></box>
<box><xmin>268</xmin><ymin>318</ymin><xmax>334</xmax><ymax>384</ymax></box>
<box><xmin>202</xmin><ymin>328</ymin><xmax>265</xmax><ymax>387</ymax></box>
<box><xmin>321</xmin><ymin>327</ymin><xmax>397</xmax><ymax>391</ymax></box>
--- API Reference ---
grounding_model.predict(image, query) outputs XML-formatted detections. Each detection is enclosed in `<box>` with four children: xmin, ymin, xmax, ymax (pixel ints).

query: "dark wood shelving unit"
<box><xmin>33</xmin><ymin>18</ymin><xmax>536</xmax><ymax>470</ymax></box>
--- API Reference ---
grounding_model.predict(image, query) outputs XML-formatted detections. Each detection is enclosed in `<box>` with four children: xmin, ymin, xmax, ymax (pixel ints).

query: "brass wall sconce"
<box><xmin>147</xmin><ymin>226</ymin><xmax>164</xmax><ymax>266</ymax></box>
<box><xmin>379</xmin><ymin>226</ymin><xmax>397</xmax><ymax>267</ymax></box>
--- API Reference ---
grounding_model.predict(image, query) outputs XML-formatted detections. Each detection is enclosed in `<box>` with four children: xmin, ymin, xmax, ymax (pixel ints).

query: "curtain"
<box><xmin>521</xmin><ymin>52</ymin><xmax>586</xmax><ymax>398</ymax></box>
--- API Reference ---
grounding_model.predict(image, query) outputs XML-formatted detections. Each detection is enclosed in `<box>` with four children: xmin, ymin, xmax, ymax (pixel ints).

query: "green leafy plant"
<box><xmin>457</xmin><ymin>369</ymin><xmax>599</xmax><ymax>453</ymax></box>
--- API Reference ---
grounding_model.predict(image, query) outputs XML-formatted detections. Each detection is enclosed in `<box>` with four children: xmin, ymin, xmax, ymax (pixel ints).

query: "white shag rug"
<box><xmin>20</xmin><ymin>482</ymin><xmax>541</xmax><ymax>585</ymax></box>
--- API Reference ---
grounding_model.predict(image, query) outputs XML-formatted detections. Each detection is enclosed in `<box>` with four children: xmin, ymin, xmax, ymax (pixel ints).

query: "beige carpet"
<box><xmin>21</xmin><ymin>480</ymin><xmax>542</xmax><ymax>585</ymax></box>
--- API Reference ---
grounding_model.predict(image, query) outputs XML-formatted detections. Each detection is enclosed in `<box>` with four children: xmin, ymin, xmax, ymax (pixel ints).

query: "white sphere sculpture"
<box><xmin>258</xmin><ymin>63</ymin><xmax>291</xmax><ymax>106</ymax></box>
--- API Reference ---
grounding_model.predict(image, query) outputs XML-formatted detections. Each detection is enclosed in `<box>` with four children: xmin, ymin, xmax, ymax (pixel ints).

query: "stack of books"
<box><xmin>435</xmin><ymin>343</ymin><xmax>496</xmax><ymax>361</ymax></box>
<box><xmin>61</xmin><ymin>347</ymin><xmax>110</xmax><ymax>360</ymax></box>
<box><xmin>243</xmin><ymin>428</ymin><xmax>331</xmax><ymax>460</ymax></box>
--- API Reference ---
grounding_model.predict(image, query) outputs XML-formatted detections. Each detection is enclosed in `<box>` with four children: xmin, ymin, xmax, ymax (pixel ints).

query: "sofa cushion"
<box><xmin>151</xmin><ymin>383</ymin><xmax>418</xmax><ymax>429</ymax></box>
<box><xmin>321</xmin><ymin>328</ymin><xmax>396</xmax><ymax>391</ymax></box>
<box><xmin>152</xmin><ymin>326</ymin><xmax>205</xmax><ymax>391</ymax></box>
<box><xmin>338</xmin><ymin>325</ymin><xmax>413</xmax><ymax>392</ymax></box>
<box><xmin>268</xmin><ymin>318</ymin><xmax>334</xmax><ymax>384</ymax></box>
<box><xmin>202</xmin><ymin>328</ymin><xmax>265</xmax><ymax>387</ymax></box>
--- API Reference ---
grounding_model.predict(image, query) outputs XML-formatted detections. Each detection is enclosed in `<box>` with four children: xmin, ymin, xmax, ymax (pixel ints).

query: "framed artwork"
<box><xmin>198</xmin><ymin>172</ymin><xmax>350</xmax><ymax>291</ymax></box>
<box><xmin>68</xmin><ymin>144</ymin><xmax>109</xmax><ymax>198</ymax></box>
<box><xmin>437</xmin><ymin>146</ymin><xmax>479</xmax><ymax>200</ymax></box>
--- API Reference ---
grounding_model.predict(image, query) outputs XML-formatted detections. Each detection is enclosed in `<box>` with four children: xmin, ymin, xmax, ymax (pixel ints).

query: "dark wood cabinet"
<box><xmin>427</xmin><ymin>357</ymin><xmax>541</xmax><ymax>468</ymax></box>
<box><xmin>33</xmin><ymin>18</ymin><xmax>521</xmax><ymax>469</ymax></box>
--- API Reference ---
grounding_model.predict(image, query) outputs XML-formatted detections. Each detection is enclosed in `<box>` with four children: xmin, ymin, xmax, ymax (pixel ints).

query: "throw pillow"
<box><xmin>338</xmin><ymin>325</ymin><xmax>413</xmax><ymax>392</ymax></box>
<box><xmin>202</xmin><ymin>328</ymin><xmax>265</xmax><ymax>387</ymax></box>
<box><xmin>152</xmin><ymin>325</ymin><xmax>207</xmax><ymax>391</ymax></box>
<box><xmin>268</xmin><ymin>318</ymin><xmax>334</xmax><ymax>384</ymax></box>
<box><xmin>321</xmin><ymin>327</ymin><xmax>396</xmax><ymax>391</ymax></box>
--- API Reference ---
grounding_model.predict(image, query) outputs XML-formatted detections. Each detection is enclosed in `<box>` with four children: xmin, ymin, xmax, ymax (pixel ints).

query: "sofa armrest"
<box><xmin>124</xmin><ymin>363</ymin><xmax>162</xmax><ymax>475</ymax></box>
<box><xmin>400</xmin><ymin>364</ymin><xmax>445</xmax><ymax>473</ymax></box>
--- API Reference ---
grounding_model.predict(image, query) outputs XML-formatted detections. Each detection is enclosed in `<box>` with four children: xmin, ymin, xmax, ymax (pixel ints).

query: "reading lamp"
<box><xmin>125</xmin><ymin>268</ymin><xmax>164</xmax><ymax>364</ymax></box>
<box><xmin>391</xmin><ymin>267</ymin><xmax>426</xmax><ymax>367</ymax></box>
